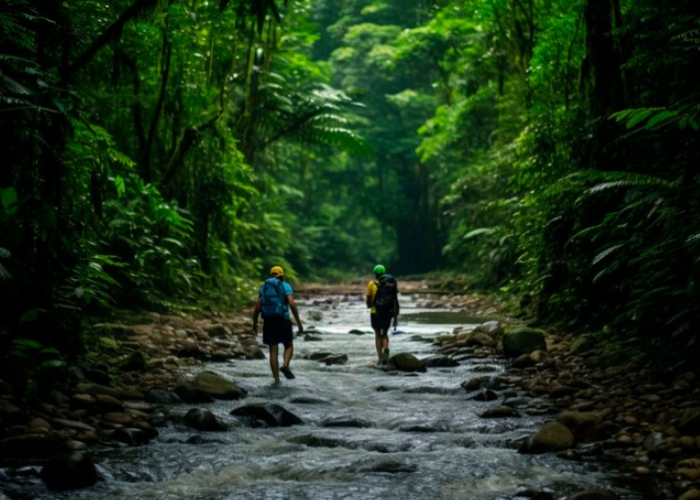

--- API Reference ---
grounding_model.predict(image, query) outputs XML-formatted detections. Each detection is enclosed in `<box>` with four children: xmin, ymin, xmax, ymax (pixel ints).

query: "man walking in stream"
<box><xmin>253</xmin><ymin>266</ymin><xmax>304</xmax><ymax>383</ymax></box>
<box><xmin>366</xmin><ymin>264</ymin><xmax>400</xmax><ymax>365</ymax></box>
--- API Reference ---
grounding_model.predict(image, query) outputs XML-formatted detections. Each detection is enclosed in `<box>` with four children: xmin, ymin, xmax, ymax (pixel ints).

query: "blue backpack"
<box><xmin>374</xmin><ymin>274</ymin><xmax>398</xmax><ymax>316</ymax></box>
<box><xmin>260</xmin><ymin>278</ymin><xmax>287</xmax><ymax>319</ymax></box>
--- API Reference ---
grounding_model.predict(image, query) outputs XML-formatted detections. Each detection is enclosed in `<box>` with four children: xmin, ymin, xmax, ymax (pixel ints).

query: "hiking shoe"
<box><xmin>382</xmin><ymin>349</ymin><xmax>390</xmax><ymax>364</ymax></box>
<box><xmin>280</xmin><ymin>366</ymin><xmax>295</xmax><ymax>380</ymax></box>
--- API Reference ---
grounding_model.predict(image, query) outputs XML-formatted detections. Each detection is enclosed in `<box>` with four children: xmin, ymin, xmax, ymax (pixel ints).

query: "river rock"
<box><xmin>304</xmin><ymin>335</ymin><xmax>322</xmax><ymax>341</ymax></box>
<box><xmin>564</xmin><ymin>491</ymin><xmax>620</xmax><ymax>500</ymax></box>
<box><xmin>680</xmin><ymin>489</ymin><xmax>700</xmax><ymax>500</ymax></box>
<box><xmin>192</xmin><ymin>372</ymin><xmax>247</xmax><ymax>400</ymax></box>
<box><xmin>530</xmin><ymin>350</ymin><xmax>547</xmax><ymax>363</ymax></box>
<box><xmin>322</xmin><ymin>354</ymin><xmax>348</xmax><ymax>366</ymax></box>
<box><xmin>386</xmin><ymin>353</ymin><xmax>426</xmax><ymax>373</ymax></box>
<box><xmin>110</xmin><ymin>428</ymin><xmax>151</xmax><ymax>446</ymax></box>
<box><xmin>28</xmin><ymin>418</ymin><xmax>52</xmax><ymax>432</ymax></box>
<box><xmin>421</xmin><ymin>355</ymin><xmax>459</xmax><ymax>368</ymax></box>
<box><xmin>174</xmin><ymin>383</ymin><xmax>215</xmax><ymax>404</ymax></box>
<box><xmin>0</xmin><ymin>434</ymin><xmax>67</xmax><ymax>458</ymax></box>
<box><xmin>348</xmin><ymin>329</ymin><xmax>366</xmax><ymax>335</ymax></box>
<box><xmin>512</xmin><ymin>353</ymin><xmax>536</xmax><ymax>369</ymax></box>
<box><xmin>320</xmin><ymin>416</ymin><xmax>372</xmax><ymax>428</ymax></box>
<box><xmin>462</xmin><ymin>378</ymin><xmax>486</xmax><ymax>391</ymax></box>
<box><xmin>351</xmin><ymin>459</ymin><xmax>417</xmax><ymax>474</ymax></box>
<box><xmin>184</xmin><ymin>408</ymin><xmax>228</xmax><ymax>432</ymax></box>
<box><xmin>206</xmin><ymin>324</ymin><xmax>230</xmax><ymax>337</ymax></box>
<box><xmin>95</xmin><ymin>394</ymin><xmax>123</xmax><ymax>412</ymax></box>
<box><xmin>480</xmin><ymin>406</ymin><xmax>520</xmax><ymax>418</ymax></box>
<box><xmin>307</xmin><ymin>310</ymin><xmax>324</xmax><ymax>322</ymax></box>
<box><xmin>0</xmin><ymin>399</ymin><xmax>26</xmax><ymax>425</ymax></box>
<box><xmin>473</xmin><ymin>321</ymin><xmax>504</xmax><ymax>338</ymax></box>
<box><xmin>51</xmin><ymin>418</ymin><xmax>96</xmax><ymax>432</ymax></box>
<box><xmin>288</xmin><ymin>434</ymin><xmax>347</xmax><ymax>449</ymax></box>
<box><xmin>145</xmin><ymin>388</ymin><xmax>182</xmax><ymax>404</ymax></box>
<box><xmin>75</xmin><ymin>383</ymin><xmax>122</xmax><ymax>399</ymax></box>
<box><xmin>83</xmin><ymin>367</ymin><xmax>112</xmax><ymax>386</ymax></box>
<box><xmin>230</xmin><ymin>404</ymin><xmax>303</xmax><ymax>427</ymax></box>
<box><xmin>71</xmin><ymin>394</ymin><xmax>96</xmax><ymax>410</ymax></box>
<box><xmin>40</xmin><ymin>452</ymin><xmax>98</xmax><ymax>490</ymax></box>
<box><xmin>306</xmin><ymin>352</ymin><xmax>334</xmax><ymax>360</ymax></box>
<box><xmin>102</xmin><ymin>412</ymin><xmax>133</xmax><ymax>425</ymax></box>
<box><xmin>502</xmin><ymin>326</ymin><xmax>547</xmax><ymax>357</ymax></box>
<box><xmin>467</xmin><ymin>332</ymin><xmax>497</xmax><ymax>348</ymax></box>
<box><xmin>556</xmin><ymin>411</ymin><xmax>601</xmax><ymax>442</ymax></box>
<box><xmin>520</xmin><ymin>421</ymin><xmax>576</xmax><ymax>454</ymax></box>
<box><xmin>472</xmin><ymin>389</ymin><xmax>498</xmax><ymax>402</ymax></box>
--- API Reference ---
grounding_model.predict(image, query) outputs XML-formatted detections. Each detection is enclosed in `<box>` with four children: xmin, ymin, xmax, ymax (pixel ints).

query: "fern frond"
<box><xmin>592</xmin><ymin>244</ymin><xmax>625</xmax><ymax>267</ymax></box>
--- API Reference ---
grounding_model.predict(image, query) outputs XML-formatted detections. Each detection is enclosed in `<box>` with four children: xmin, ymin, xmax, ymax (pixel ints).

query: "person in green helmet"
<box><xmin>366</xmin><ymin>264</ymin><xmax>400</xmax><ymax>364</ymax></box>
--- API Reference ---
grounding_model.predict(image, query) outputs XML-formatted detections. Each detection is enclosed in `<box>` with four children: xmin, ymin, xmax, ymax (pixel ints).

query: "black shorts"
<box><xmin>262</xmin><ymin>317</ymin><xmax>293</xmax><ymax>347</ymax></box>
<box><xmin>371</xmin><ymin>313</ymin><xmax>392</xmax><ymax>333</ymax></box>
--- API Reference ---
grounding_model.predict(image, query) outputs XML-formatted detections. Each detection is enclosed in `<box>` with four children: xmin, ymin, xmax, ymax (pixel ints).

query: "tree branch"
<box><xmin>62</xmin><ymin>0</ymin><xmax>159</xmax><ymax>82</ymax></box>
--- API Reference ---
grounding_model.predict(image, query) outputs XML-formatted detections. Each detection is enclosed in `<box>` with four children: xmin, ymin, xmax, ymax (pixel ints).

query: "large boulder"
<box><xmin>556</xmin><ymin>411</ymin><xmax>602</xmax><ymax>442</ymax></box>
<box><xmin>519</xmin><ymin>421</ymin><xmax>575</xmax><ymax>454</ymax></box>
<box><xmin>230</xmin><ymin>404</ymin><xmax>303</xmax><ymax>427</ymax></box>
<box><xmin>192</xmin><ymin>372</ymin><xmax>247</xmax><ymax>400</ymax></box>
<box><xmin>40</xmin><ymin>452</ymin><xmax>98</xmax><ymax>490</ymax></box>
<box><xmin>184</xmin><ymin>408</ymin><xmax>228</xmax><ymax>432</ymax></box>
<box><xmin>386</xmin><ymin>353</ymin><xmax>426</xmax><ymax>373</ymax></box>
<box><xmin>503</xmin><ymin>326</ymin><xmax>547</xmax><ymax>358</ymax></box>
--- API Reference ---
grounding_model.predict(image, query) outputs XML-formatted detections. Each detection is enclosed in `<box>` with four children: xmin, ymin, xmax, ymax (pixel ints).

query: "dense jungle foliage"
<box><xmin>2</xmin><ymin>0</ymin><xmax>700</xmax><ymax>359</ymax></box>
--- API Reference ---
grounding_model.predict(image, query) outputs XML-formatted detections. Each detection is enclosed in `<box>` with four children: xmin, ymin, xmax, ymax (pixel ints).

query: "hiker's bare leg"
<box><xmin>283</xmin><ymin>342</ymin><xmax>293</xmax><ymax>369</ymax></box>
<box><xmin>374</xmin><ymin>329</ymin><xmax>382</xmax><ymax>361</ymax></box>
<box><xmin>269</xmin><ymin>344</ymin><xmax>280</xmax><ymax>383</ymax></box>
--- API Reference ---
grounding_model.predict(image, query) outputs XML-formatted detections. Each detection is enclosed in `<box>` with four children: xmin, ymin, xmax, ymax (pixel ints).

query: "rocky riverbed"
<box><xmin>0</xmin><ymin>287</ymin><xmax>699</xmax><ymax>499</ymax></box>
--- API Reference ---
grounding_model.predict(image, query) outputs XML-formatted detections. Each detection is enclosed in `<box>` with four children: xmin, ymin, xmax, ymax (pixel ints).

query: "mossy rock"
<box><xmin>502</xmin><ymin>326</ymin><xmax>546</xmax><ymax>358</ymax></box>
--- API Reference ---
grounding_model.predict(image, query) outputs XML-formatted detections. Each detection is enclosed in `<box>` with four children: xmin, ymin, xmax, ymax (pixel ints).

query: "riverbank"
<box><xmin>437</xmin><ymin>324</ymin><xmax>700</xmax><ymax>500</ymax></box>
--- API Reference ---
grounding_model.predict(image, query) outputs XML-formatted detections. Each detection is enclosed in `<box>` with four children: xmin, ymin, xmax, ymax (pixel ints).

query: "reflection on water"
<box><xmin>1</xmin><ymin>294</ymin><xmax>652</xmax><ymax>500</ymax></box>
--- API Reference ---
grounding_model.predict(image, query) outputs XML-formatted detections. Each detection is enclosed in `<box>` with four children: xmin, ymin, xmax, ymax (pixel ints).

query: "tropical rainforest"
<box><xmin>2</xmin><ymin>0</ymin><xmax>700</xmax><ymax>359</ymax></box>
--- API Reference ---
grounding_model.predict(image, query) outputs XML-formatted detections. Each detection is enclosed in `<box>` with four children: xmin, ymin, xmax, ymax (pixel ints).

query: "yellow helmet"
<box><xmin>270</xmin><ymin>265</ymin><xmax>285</xmax><ymax>277</ymax></box>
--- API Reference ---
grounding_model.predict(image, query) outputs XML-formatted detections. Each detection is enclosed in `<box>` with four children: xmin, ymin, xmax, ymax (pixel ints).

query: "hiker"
<box><xmin>366</xmin><ymin>264</ymin><xmax>400</xmax><ymax>364</ymax></box>
<box><xmin>252</xmin><ymin>266</ymin><xmax>304</xmax><ymax>383</ymax></box>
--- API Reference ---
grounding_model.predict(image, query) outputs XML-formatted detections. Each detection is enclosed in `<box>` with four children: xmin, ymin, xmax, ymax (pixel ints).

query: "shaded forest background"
<box><xmin>2</xmin><ymin>0</ymin><xmax>700</xmax><ymax>361</ymax></box>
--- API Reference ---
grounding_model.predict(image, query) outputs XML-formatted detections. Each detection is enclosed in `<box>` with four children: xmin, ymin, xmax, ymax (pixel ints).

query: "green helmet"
<box><xmin>373</xmin><ymin>264</ymin><xmax>386</xmax><ymax>275</ymax></box>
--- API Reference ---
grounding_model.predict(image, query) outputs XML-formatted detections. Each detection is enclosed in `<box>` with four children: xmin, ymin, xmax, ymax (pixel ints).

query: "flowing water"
<box><xmin>2</xmin><ymin>293</ymin><xmax>655</xmax><ymax>499</ymax></box>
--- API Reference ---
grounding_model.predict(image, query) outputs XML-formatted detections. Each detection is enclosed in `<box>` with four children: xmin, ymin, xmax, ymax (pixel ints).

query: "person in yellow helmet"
<box><xmin>366</xmin><ymin>264</ymin><xmax>399</xmax><ymax>365</ymax></box>
<box><xmin>252</xmin><ymin>266</ymin><xmax>304</xmax><ymax>383</ymax></box>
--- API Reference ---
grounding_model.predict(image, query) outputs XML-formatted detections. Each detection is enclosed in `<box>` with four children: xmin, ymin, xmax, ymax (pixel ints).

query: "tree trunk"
<box><xmin>583</xmin><ymin>0</ymin><xmax>625</xmax><ymax>117</ymax></box>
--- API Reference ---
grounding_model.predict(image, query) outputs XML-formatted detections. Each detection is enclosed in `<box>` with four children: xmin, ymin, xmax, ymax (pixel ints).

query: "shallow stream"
<box><xmin>2</xmin><ymin>293</ymin><xmax>655</xmax><ymax>499</ymax></box>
